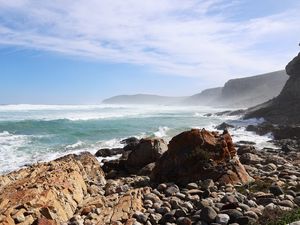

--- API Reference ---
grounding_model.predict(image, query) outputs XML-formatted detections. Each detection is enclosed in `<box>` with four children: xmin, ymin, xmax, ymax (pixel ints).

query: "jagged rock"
<box><xmin>151</xmin><ymin>129</ymin><xmax>253</xmax><ymax>185</ymax></box>
<box><xmin>0</xmin><ymin>152</ymin><xmax>106</xmax><ymax>225</ymax></box>
<box><xmin>121</xmin><ymin>137</ymin><xmax>140</xmax><ymax>151</ymax></box>
<box><xmin>95</xmin><ymin>148</ymin><xmax>123</xmax><ymax>157</ymax></box>
<box><xmin>215</xmin><ymin>122</ymin><xmax>234</xmax><ymax>130</ymax></box>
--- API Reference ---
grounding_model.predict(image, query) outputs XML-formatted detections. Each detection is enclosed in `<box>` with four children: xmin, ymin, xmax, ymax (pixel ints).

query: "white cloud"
<box><xmin>0</xmin><ymin>0</ymin><xmax>299</xmax><ymax>83</ymax></box>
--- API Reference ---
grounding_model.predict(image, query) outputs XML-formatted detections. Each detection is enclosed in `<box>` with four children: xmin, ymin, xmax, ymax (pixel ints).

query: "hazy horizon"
<box><xmin>0</xmin><ymin>0</ymin><xmax>300</xmax><ymax>104</ymax></box>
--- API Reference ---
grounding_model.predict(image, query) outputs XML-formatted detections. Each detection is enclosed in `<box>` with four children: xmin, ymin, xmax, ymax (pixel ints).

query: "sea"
<box><xmin>0</xmin><ymin>104</ymin><xmax>275</xmax><ymax>174</ymax></box>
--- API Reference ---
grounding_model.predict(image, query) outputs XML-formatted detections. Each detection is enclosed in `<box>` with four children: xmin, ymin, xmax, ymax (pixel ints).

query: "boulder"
<box><xmin>151</xmin><ymin>129</ymin><xmax>253</xmax><ymax>185</ymax></box>
<box><xmin>239</xmin><ymin>153</ymin><xmax>262</xmax><ymax>165</ymax></box>
<box><xmin>125</xmin><ymin>138</ymin><xmax>168</xmax><ymax>171</ymax></box>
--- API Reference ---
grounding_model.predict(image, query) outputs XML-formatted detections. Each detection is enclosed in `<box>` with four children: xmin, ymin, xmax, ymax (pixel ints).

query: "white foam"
<box><xmin>154</xmin><ymin>126</ymin><xmax>170</xmax><ymax>138</ymax></box>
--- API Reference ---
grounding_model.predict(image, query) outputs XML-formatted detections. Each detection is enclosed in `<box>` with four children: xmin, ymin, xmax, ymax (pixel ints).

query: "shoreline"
<box><xmin>1</xmin><ymin>125</ymin><xmax>300</xmax><ymax>225</ymax></box>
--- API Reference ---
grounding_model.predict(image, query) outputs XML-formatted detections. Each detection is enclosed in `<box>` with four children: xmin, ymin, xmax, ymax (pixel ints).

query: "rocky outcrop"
<box><xmin>151</xmin><ymin>129</ymin><xmax>253</xmax><ymax>185</ymax></box>
<box><xmin>0</xmin><ymin>152</ymin><xmax>106</xmax><ymax>225</ymax></box>
<box><xmin>245</xmin><ymin>52</ymin><xmax>300</xmax><ymax>125</ymax></box>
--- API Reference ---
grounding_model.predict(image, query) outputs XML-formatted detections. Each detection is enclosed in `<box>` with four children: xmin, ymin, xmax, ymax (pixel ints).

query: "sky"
<box><xmin>0</xmin><ymin>0</ymin><xmax>300</xmax><ymax>104</ymax></box>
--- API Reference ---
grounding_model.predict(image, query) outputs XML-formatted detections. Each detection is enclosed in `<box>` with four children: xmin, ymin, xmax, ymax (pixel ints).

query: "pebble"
<box><xmin>215</xmin><ymin>214</ymin><xmax>230</xmax><ymax>225</ymax></box>
<box><xmin>200</xmin><ymin>207</ymin><xmax>217</xmax><ymax>223</ymax></box>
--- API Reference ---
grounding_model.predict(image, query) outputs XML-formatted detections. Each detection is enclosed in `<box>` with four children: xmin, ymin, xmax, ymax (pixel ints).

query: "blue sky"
<box><xmin>0</xmin><ymin>0</ymin><xmax>300</xmax><ymax>104</ymax></box>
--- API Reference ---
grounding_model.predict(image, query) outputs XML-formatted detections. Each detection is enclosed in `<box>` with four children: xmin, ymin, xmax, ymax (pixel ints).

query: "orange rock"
<box><xmin>0</xmin><ymin>152</ymin><xmax>106</xmax><ymax>225</ymax></box>
<box><xmin>152</xmin><ymin>129</ymin><xmax>253</xmax><ymax>185</ymax></box>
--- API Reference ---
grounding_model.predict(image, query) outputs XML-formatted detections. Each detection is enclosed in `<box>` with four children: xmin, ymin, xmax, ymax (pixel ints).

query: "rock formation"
<box><xmin>0</xmin><ymin>152</ymin><xmax>106</xmax><ymax>224</ymax></box>
<box><xmin>245</xmin><ymin>52</ymin><xmax>300</xmax><ymax>125</ymax></box>
<box><xmin>0</xmin><ymin>152</ymin><xmax>151</xmax><ymax>225</ymax></box>
<box><xmin>151</xmin><ymin>129</ymin><xmax>253</xmax><ymax>185</ymax></box>
<box><xmin>102</xmin><ymin>138</ymin><xmax>167</xmax><ymax>176</ymax></box>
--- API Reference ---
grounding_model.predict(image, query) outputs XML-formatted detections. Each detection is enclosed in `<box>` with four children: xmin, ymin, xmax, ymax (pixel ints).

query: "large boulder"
<box><xmin>151</xmin><ymin>129</ymin><xmax>253</xmax><ymax>185</ymax></box>
<box><xmin>0</xmin><ymin>152</ymin><xmax>106</xmax><ymax>225</ymax></box>
<box><xmin>125</xmin><ymin>138</ymin><xmax>168</xmax><ymax>171</ymax></box>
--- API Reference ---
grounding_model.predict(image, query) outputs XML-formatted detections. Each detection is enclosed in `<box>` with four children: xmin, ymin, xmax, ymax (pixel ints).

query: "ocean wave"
<box><xmin>154</xmin><ymin>126</ymin><xmax>170</xmax><ymax>138</ymax></box>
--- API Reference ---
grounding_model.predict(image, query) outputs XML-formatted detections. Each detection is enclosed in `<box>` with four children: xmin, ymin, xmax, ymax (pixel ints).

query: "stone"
<box><xmin>269</xmin><ymin>185</ymin><xmax>284</xmax><ymax>196</ymax></box>
<box><xmin>235</xmin><ymin>216</ymin><xmax>250</xmax><ymax>225</ymax></box>
<box><xmin>220</xmin><ymin>209</ymin><xmax>243</xmax><ymax>223</ymax></box>
<box><xmin>133</xmin><ymin>211</ymin><xmax>148</xmax><ymax>223</ymax></box>
<box><xmin>278</xmin><ymin>200</ymin><xmax>294</xmax><ymax>208</ymax></box>
<box><xmin>186</xmin><ymin>183</ymin><xmax>198</xmax><ymax>189</ymax></box>
<box><xmin>244</xmin><ymin>211</ymin><xmax>258</xmax><ymax>220</ymax></box>
<box><xmin>215</xmin><ymin>214</ymin><xmax>230</xmax><ymax>225</ymax></box>
<box><xmin>239</xmin><ymin>153</ymin><xmax>262</xmax><ymax>165</ymax></box>
<box><xmin>177</xmin><ymin>217</ymin><xmax>192</xmax><ymax>225</ymax></box>
<box><xmin>200</xmin><ymin>207</ymin><xmax>217</xmax><ymax>223</ymax></box>
<box><xmin>294</xmin><ymin>196</ymin><xmax>300</xmax><ymax>206</ymax></box>
<box><xmin>165</xmin><ymin>185</ymin><xmax>180</xmax><ymax>196</ymax></box>
<box><xmin>149</xmin><ymin>213</ymin><xmax>162</xmax><ymax>224</ymax></box>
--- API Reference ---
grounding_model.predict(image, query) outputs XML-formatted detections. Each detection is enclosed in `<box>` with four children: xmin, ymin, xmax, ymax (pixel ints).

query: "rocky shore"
<box><xmin>1</xmin><ymin>128</ymin><xmax>300</xmax><ymax>225</ymax></box>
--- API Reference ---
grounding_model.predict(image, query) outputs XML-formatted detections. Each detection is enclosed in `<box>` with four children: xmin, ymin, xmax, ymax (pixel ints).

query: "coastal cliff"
<box><xmin>245</xmin><ymin>52</ymin><xmax>300</xmax><ymax>125</ymax></box>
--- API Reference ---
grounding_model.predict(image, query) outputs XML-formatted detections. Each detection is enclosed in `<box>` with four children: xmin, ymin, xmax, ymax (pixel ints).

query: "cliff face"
<box><xmin>220</xmin><ymin>71</ymin><xmax>288</xmax><ymax>107</ymax></box>
<box><xmin>184</xmin><ymin>87</ymin><xmax>222</xmax><ymax>105</ymax></box>
<box><xmin>245</xmin><ymin>52</ymin><xmax>300</xmax><ymax>125</ymax></box>
<box><xmin>183</xmin><ymin>71</ymin><xmax>288</xmax><ymax>107</ymax></box>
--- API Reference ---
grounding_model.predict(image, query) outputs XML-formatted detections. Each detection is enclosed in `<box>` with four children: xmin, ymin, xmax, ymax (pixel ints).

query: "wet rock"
<box><xmin>95</xmin><ymin>148</ymin><xmax>123</xmax><ymax>157</ymax></box>
<box><xmin>216</xmin><ymin>122</ymin><xmax>234</xmax><ymax>130</ymax></box>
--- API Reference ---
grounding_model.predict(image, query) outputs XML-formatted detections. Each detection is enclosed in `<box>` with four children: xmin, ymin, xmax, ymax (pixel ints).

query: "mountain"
<box><xmin>102</xmin><ymin>94</ymin><xmax>186</xmax><ymax>105</ymax></box>
<box><xmin>184</xmin><ymin>87</ymin><xmax>222</xmax><ymax>105</ymax></box>
<box><xmin>103</xmin><ymin>71</ymin><xmax>288</xmax><ymax>107</ymax></box>
<box><xmin>184</xmin><ymin>70</ymin><xmax>288</xmax><ymax>107</ymax></box>
<box><xmin>245</xmin><ymin>52</ymin><xmax>300</xmax><ymax>125</ymax></box>
<box><xmin>217</xmin><ymin>70</ymin><xmax>288</xmax><ymax>107</ymax></box>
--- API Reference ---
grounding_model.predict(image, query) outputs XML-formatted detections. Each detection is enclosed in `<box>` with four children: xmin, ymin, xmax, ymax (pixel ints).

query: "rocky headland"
<box><xmin>1</xmin><ymin>128</ymin><xmax>300</xmax><ymax>225</ymax></box>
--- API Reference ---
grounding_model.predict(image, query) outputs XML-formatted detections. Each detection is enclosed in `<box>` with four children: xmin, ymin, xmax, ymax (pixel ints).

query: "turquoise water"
<box><xmin>0</xmin><ymin>104</ymin><xmax>273</xmax><ymax>174</ymax></box>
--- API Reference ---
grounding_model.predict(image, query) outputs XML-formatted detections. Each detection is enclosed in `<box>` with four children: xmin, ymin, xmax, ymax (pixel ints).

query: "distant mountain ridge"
<box><xmin>103</xmin><ymin>70</ymin><xmax>288</xmax><ymax>107</ymax></box>
<box><xmin>102</xmin><ymin>94</ymin><xmax>186</xmax><ymax>105</ymax></box>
